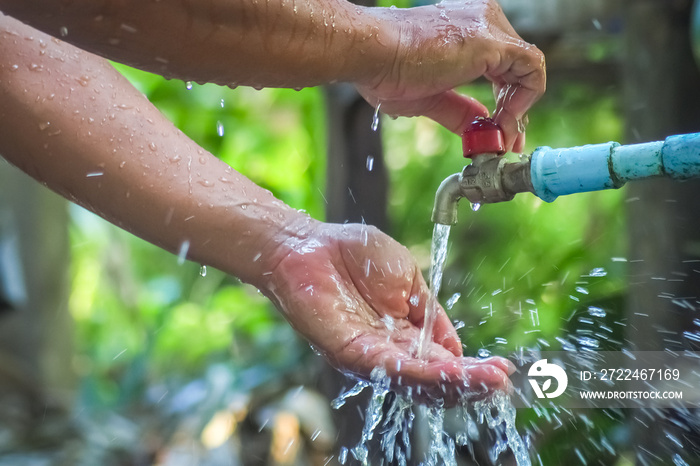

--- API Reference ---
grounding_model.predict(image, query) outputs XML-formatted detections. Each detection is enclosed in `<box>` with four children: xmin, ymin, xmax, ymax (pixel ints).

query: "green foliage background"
<box><xmin>69</xmin><ymin>62</ymin><xmax>629</xmax><ymax>461</ymax></box>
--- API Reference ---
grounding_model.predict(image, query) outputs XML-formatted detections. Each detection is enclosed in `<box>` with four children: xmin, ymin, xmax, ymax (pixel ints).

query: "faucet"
<box><xmin>432</xmin><ymin>118</ymin><xmax>700</xmax><ymax>225</ymax></box>
<box><xmin>432</xmin><ymin>118</ymin><xmax>534</xmax><ymax>225</ymax></box>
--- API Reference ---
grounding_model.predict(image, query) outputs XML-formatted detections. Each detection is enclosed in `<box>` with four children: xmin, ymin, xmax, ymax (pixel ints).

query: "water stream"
<box><xmin>417</xmin><ymin>223</ymin><xmax>452</xmax><ymax>359</ymax></box>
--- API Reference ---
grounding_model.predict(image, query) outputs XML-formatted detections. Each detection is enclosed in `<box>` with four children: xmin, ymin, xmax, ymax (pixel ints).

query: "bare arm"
<box><xmin>0</xmin><ymin>0</ymin><xmax>545</xmax><ymax>151</ymax></box>
<box><xmin>0</xmin><ymin>0</ymin><xmax>390</xmax><ymax>88</ymax></box>
<box><xmin>0</xmin><ymin>14</ymin><xmax>512</xmax><ymax>401</ymax></box>
<box><xmin>0</xmin><ymin>12</ymin><xmax>301</xmax><ymax>287</ymax></box>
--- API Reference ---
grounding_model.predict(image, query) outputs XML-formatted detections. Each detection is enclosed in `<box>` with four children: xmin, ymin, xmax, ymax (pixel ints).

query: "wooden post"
<box><xmin>0</xmin><ymin>161</ymin><xmax>74</xmax><ymax>445</ymax></box>
<box><xmin>316</xmin><ymin>81</ymin><xmax>390</xmax><ymax>463</ymax></box>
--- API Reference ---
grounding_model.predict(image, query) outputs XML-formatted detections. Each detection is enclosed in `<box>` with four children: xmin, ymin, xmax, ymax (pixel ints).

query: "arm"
<box><xmin>0</xmin><ymin>0</ymin><xmax>544</xmax><ymax>151</ymax></box>
<box><xmin>0</xmin><ymin>14</ymin><xmax>511</xmax><ymax>401</ymax></box>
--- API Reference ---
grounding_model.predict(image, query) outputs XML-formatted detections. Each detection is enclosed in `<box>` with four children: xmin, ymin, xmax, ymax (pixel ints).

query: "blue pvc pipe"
<box><xmin>530</xmin><ymin>132</ymin><xmax>700</xmax><ymax>202</ymax></box>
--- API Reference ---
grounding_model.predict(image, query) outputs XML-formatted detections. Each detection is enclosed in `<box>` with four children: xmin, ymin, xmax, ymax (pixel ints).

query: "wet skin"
<box><xmin>0</xmin><ymin>0</ymin><xmax>538</xmax><ymax>402</ymax></box>
<box><xmin>265</xmin><ymin>221</ymin><xmax>514</xmax><ymax>403</ymax></box>
<box><xmin>0</xmin><ymin>0</ymin><xmax>544</xmax><ymax>152</ymax></box>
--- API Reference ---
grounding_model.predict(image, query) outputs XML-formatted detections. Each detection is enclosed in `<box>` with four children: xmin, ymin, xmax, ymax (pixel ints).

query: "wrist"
<box><xmin>241</xmin><ymin>208</ymin><xmax>323</xmax><ymax>291</ymax></box>
<box><xmin>337</xmin><ymin>5</ymin><xmax>403</xmax><ymax>91</ymax></box>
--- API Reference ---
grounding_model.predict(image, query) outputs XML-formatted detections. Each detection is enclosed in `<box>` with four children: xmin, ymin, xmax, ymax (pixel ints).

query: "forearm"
<box><xmin>0</xmin><ymin>14</ymin><xmax>307</xmax><ymax>287</ymax></box>
<box><xmin>0</xmin><ymin>0</ymin><xmax>396</xmax><ymax>89</ymax></box>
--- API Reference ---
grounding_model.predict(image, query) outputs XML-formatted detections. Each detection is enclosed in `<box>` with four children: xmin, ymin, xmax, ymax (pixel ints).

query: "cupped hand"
<box><xmin>357</xmin><ymin>0</ymin><xmax>545</xmax><ymax>153</ymax></box>
<box><xmin>261</xmin><ymin>220</ymin><xmax>513</xmax><ymax>404</ymax></box>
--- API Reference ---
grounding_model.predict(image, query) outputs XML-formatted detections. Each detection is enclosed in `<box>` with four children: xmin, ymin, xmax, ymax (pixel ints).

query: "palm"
<box><xmin>265</xmin><ymin>222</ymin><xmax>511</xmax><ymax>403</ymax></box>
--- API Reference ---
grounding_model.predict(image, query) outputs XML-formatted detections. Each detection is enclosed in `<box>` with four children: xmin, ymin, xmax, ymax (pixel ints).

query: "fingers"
<box><xmin>383</xmin><ymin>356</ymin><xmax>513</xmax><ymax>405</ymax></box>
<box><xmin>471</xmin><ymin>356</ymin><xmax>516</xmax><ymax>376</ymax></box>
<box><xmin>418</xmin><ymin>91</ymin><xmax>490</xmax><ymax>135</ymax></box>
<box><xmin>490</xmin><ymin>48</ymin><xmax>546</xmax><ymax>152</ymax></box>
<box><xmin>512</xmin><ymin>131</ymin><xmax>525</xmax><ymax>154</ymax></box>
<box><xmin>429</xmin><ymin>300</ymin><xmax>463</xmax><ymax>357</ymax></box>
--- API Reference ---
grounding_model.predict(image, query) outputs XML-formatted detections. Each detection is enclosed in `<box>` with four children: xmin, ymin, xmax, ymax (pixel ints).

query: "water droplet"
<box><xmin>148</xmin><ymin>142</ymin><xmax>157</xmax><ymax>151</ymax></box>
<box><xmin>409</xmin><ymin>294</ymin><xmax>419</xmax><ymax>306</ymax></box>
<box><xmin>577</xmin><ymin>336</ymin><xmax>599</xmax><ymax>348</ymax></box>
<box><xmin>199</xmin><ymin>265</ymin><xmax>207</xmax><ymax>277</ymax></box>
<box><xmin>197</xmin><ymin>180</ymin><xmax>214</xmax><ymax>188</ymax></box>
<box><xmin>220</xmin><ymin>98</ymin><xmax>225</xmax><ymax>108</ymax></box>
<box><xmin>60</xmin><ymin>26</ymin><xmax>68</xmax><ymax>37</ymax></box>
<box><xmin>338</xmin><ymin>446</ymin><xmax>348</xmax><ymax>464</ymax></box>
<box><xmin>185</xmin><ymin>81</ymin><xmax>193</xmax><ymax>90</ymax></box>
<box><xmin>120</xmin><ymin>23</ymin><xmax>138</xmax><ymax>34</ymax></box>
<box><xmin>366</xmin><ymin>155</ymin><xmax>374</xmax><ymax>171</ymax></box>
<box><xmin>38</xmin><ymin>121</ymin><xmax>51</xmax><ymax>131</ymax></box>
<box><xmin>86</xmin><ymin>171</ymin><xmax>104</xmax><ymax>177</ymax></box>
<box><xmin>216</xmin><ymin>121</ymin><xmax>224</xmax><ymax>137</ymax></box>
<box><xmin>589</xmin><ymin>267</ymin><xmax>607</xmax><ymax>277</ymax></box>
<box><xmin>471</xmin><ymin>202</ymin><xmax>482</xmax><ymax>211</ymax></box>
<box><xmin>477</xmin><ymin>348</ymin><xmax>491</xmax><ymax>358</ymax></box>
<box><xmin>381</xmin><ymin>315</ymin><xmax>395</xmax><ymax>332</ymax></box>
<box><xmin>587</xmin><ymin>306</ymin><xmax>606</xmax><ymax>318</ymax></box>
<box><xmin>371</xmin><ymin>103</ymin><xmax>381</xmax><ymax>131</ymax></box>
<box><xmin>177</xmin><ymin>240</ymin><xmax>190</xmax><ymax>265</ymax></box>
<box><xmin>10</xmin><ymin>64</ymin><xmax>18</xmax><ymax>72</ymax></box>
<box><xmin>446</xmin><ymin>292</ymin><xmax>461</xmax><ymax>310</ymax></box>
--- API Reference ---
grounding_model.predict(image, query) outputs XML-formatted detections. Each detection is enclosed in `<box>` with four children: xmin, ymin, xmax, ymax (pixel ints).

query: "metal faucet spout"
<box><xmin>431</xmin><ymin>173</ymin><xmax>463</xmax><ymax>225</ymax></box>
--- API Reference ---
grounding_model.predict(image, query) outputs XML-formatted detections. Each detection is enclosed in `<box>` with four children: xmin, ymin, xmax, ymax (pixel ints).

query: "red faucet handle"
<box><xmin>462</xmin><ymin>117</ymin><xmax>506</xmax><ymax>158</ymax></box>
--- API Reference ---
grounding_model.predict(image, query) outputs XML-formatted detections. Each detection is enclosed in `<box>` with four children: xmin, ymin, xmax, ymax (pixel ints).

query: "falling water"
<box><xmin>371</xmin><ymin>103</ymin><xmax>382</xmax><ymax>131</ymax></box>
<box><xmin>416</xmin><ymin>223</ymin><xmax>451</xmax><ymax>359</ymax></box>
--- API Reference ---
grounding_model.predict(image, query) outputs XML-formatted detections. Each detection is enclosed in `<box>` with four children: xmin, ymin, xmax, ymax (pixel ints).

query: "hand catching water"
<box><xmin>262</xmin><ymin>220</ymin><xmax>513</xmax><ymax>404</ymax></box>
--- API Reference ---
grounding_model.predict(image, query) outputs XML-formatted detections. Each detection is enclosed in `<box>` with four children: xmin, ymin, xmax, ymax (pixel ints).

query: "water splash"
<box><xmin>349</xmin><ymin>369</ymin><xmax>391</xmax><ymax>465</ymax></box>
<box><xmin>475</xmin><ymin>391</ymin><xmax>531</xmax><ymax>465</ymax></box>
<box><xmin>335</xmin><ymin>373</ymin><xmax>531</xmax><ymax>465</ymax></box>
